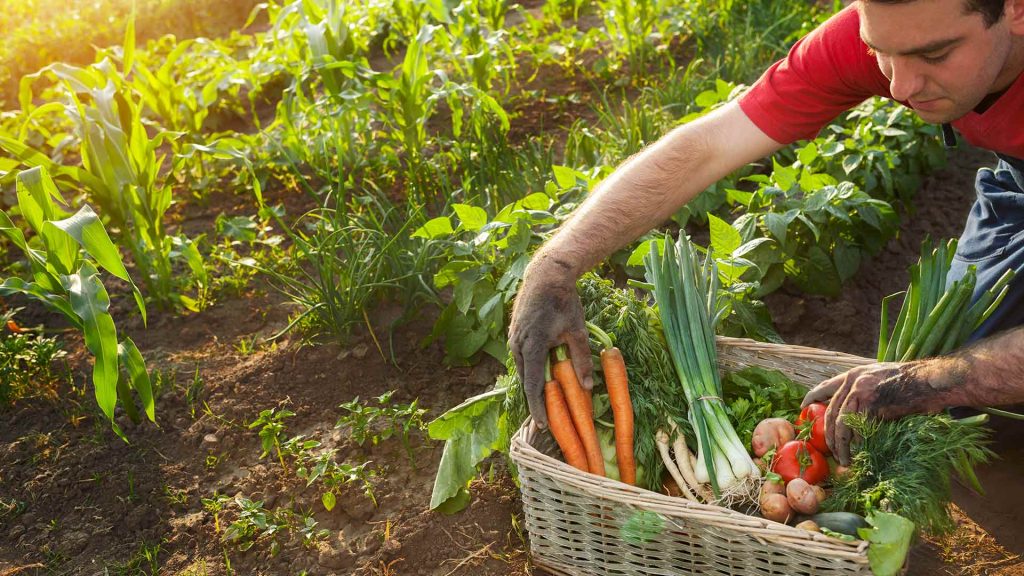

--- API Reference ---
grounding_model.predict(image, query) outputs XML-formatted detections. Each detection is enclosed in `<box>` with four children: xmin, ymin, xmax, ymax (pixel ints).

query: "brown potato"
<box><xmin>812</xmin><ymin>484</ymin><xmax>827</xmax><ymax>504</ymax></box>
<box><xmin>786</xmin><ymin>478</ymin><xmax>820</xmax><ymax>515</ymax></box>
<box><xmin>795</xmin><ymin>520</ymin><xmax>820</xmax><ymax>533</ymax></box>
<box><xmin>751</xmin><ymin>418</ymin><xmax>796</xmax><ymax>457</ymax></box>
<box><xmin>760</xmin><ymin>493</ymin><xmax>793</xmax><ymax>524</ymax></box>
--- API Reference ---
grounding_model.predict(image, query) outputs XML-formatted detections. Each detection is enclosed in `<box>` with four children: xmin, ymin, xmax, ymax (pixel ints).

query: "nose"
<box><xmin>886</xmin><ymin>57</ymin><xmax>925</xmax><ymax>102</ymax></box>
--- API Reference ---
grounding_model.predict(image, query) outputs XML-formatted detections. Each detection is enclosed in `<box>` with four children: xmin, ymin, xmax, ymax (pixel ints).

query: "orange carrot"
<box><xmin>601</xmin><ymin>346</ymin><xmax>635</xmax><ymax>485</ymax></box>
<box><xmin>552</xmin><ymin>346</ymin><xmax>605</xmax><ymax>476</ymax></box>
<box><xmin>544</xmin><ymin>361</ymin><xmax>589</xmax><ymax>472</ymax></box>
<box><xmin>6</xmin><ymin>319</ymin><xmax>24</xmax><ymax>333</ymax></box>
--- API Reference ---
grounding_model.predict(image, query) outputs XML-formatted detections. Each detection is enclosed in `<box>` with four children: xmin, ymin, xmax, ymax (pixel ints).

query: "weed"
<box><xmin>103</xmin><ymin>540</ymin><xmax>162</xmax><ymax>575</ymax></box>
<box><xmin>185</xmin><ymin>365</ymin><xmax>204</xmax><ymax>418</ymax></box>
<box><xmin>0</xmin><ymin>309</ymin><xmax>67</xmax><ymax>406</ymax></box>
<box><xmin>248</xmin><ymin>407</ymin><xmax>295</xmax><ymax>469</ymax></box>
<box><xmin>0</xmin><ymin>497</ymin><xmax>27</xmax><ymax>523</ymax></box>
<box><xmin>336</xmin><ymin>391</ymin><xmax>427</xmax><ymax>455</ymax></box>
<box><xmin>224</xmin><ymin>496</ymin><xmax>291</xmax><ymax>554</ymax></box>
<box><xmin>202</xmin><ymin>493</ymin><xmax>231</xmax><ymax>535</ymax></box>
<box><xmin>162</xmin><ymin>485</ymin><xmax>189</xmax><ymax>507</ymax></box>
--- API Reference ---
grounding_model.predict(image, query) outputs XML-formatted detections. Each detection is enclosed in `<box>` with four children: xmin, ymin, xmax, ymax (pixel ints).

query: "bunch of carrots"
<box><xmin>543</xmin><ymin>324</ymin><xmax>636</xmax><ymax>485</ymax></box>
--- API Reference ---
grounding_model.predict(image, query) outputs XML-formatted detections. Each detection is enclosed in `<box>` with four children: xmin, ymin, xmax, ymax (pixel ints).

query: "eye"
<box><xmin>921</xmin><ymin>51</ymin><xmax>950</xmax><ymax>64</ymax></box>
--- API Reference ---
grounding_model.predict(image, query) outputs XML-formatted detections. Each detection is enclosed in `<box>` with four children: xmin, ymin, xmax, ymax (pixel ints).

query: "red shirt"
<box><xmin>738</xmin><ymin>5</ymin><xmax>1024</xmax><ymax>159</ymax></box>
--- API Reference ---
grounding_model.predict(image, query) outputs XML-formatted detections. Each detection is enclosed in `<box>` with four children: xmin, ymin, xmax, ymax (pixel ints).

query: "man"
<box><xmin>509</xmin><ymin>0</ymin><xmax>1024</xmax><ymax>465</ymax></box>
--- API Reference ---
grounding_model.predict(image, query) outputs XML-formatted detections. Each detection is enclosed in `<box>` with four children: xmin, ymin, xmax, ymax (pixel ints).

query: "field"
<box><xmin>1</xmin><ymin>0</ymin><xmax>1023</xmax><ymax>574</ymax></box>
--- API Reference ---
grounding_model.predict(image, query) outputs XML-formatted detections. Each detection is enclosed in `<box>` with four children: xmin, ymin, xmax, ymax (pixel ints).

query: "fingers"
<box><xmin>519</xmin><ymin>339</ymin><xmax>550</xmax><ymax>428</ymax></box>
<box><xmin>564</xmin><ymin>327</ymin><xmax>595</xmax><ymax>391</ymax></box>
<box><xmin>823</xmin><ymin>371</ymin><xmax>854</xmax><ymax>458</ymax></box>
<box><xmin>832</xmin><ymin>393</ymin><xmax>860</xmax><ymax>466</ymax></box>
<box><xmin>802</xmin><ymin>373</ymin><xmax>845</xmax><ymax>407</ymax></box>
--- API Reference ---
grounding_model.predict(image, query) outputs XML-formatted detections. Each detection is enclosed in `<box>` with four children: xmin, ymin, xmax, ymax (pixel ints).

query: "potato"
<box><xmin>751</xmin><ymin>418</ymin><xmax>796</xmax><ymax>457</ymax></box>
<box><xmin>786</xmin><ymin>478</ymin><xmax>820</xmax><ymax>515</ymax></box>
<box><xmin>812</xmin><ymin>484</ymin><xmax>827</xmax><ymax>504</ymax></box>
<box><xmin>760</xmin><ymin>477</ymin><xmax>785</xmax><ymax>501</ymax></box>
<box><xmin>795</xmin><ymin>520</ymin><xmax>820</xmax><ymax>533</ymax></box>
<box><xmin>760</xmin><ymin>493</ymin><xmax>792</xmax><ymax>524</ymax></box>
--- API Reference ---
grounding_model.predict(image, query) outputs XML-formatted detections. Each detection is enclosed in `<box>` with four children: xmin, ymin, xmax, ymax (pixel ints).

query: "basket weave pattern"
<box><xmin>510</xmin><ymin>337</ymin><xmax>877</xmax><ymax>576</ymax></box>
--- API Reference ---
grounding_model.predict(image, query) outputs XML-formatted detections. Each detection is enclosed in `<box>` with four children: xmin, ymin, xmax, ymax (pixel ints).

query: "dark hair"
<box><xmin>862</xmin><ymin>0</ymin><xmax>1005</xmax><ymax>27</ymax></box>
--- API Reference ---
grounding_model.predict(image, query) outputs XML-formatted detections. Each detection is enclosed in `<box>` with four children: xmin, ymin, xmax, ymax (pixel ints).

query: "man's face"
<box><xmin>858</xmin><ymin>0</ymin><xmax>1016</xmax><ymax>123</ymax></box>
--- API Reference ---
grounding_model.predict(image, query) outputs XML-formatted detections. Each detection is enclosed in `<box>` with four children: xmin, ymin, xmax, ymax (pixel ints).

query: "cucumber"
<box><xmin>809</xmin><ymin>512</ymin><xmax>869</xmax><ymax>537</ymax></box>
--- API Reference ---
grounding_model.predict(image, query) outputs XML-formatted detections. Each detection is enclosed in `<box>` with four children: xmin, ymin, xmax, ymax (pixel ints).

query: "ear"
<box><xmin>1006</xmin><ymin>0</ymin><xmax>1024</xmax><ymax>34</ymax></box>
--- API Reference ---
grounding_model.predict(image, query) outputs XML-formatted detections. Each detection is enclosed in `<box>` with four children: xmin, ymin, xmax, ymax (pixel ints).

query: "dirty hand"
<box><xmin>801</xmin><ymin>362</ymin><xmax>923</xmax><ymax>465</ymax></box>
<box><xmin>509</xmin><ymin>257</ymin><xmax>593</xmax><ymax>428</ymax></box>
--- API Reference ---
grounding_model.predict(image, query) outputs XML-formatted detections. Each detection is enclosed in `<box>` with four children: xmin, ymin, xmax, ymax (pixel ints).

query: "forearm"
<box><xmin>874</xmin><ymin>326</ymin><xmax>1024</xmax><ymax>413</ymax></box>
<box><xmin>530</xmin><ymin>101</ymin><xmax>781</xmax><ymax>278</ymax></box>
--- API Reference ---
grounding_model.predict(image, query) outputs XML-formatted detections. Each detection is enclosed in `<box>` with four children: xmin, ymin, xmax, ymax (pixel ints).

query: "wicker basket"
<box><xmin>510</xmin><ymin>336</ymin><xmax>878</xmax><ymax>576</ymax></box>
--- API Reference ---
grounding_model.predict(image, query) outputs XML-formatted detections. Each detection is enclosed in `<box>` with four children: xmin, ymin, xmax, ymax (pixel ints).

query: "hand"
<box><xmin>801</xmin><ymin>362</ymin><xmax>908</xmax><ymax>465</ymax></box>
<box><xmin>509</xmin><ymin>257</ymin><xmax>593</xmax><ymax>427</ymax></box>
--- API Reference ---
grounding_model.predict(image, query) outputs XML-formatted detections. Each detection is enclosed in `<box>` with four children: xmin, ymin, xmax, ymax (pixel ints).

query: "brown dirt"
<box><xmin>3</xmin><ymin>146</ymin><xmax>1024</xmax><ymax>576</ymax></box>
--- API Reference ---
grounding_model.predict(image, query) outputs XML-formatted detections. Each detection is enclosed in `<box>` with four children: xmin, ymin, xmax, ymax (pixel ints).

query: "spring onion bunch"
<box><xmin>878</xmin><ymin>239</ymin><xmax>1014</xmax><ymax>362</ymax></box>
<box><xmin>645</xmin><ymin>232</ymin><xmax>759</xmax><ymax>501</ymax></box>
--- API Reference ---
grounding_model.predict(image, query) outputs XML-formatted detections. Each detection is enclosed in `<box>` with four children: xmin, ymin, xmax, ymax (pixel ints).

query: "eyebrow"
<box><xmin>860</xmin><ymin>35</ymin><xmax>963</xmax><ymax>56</ymax></box>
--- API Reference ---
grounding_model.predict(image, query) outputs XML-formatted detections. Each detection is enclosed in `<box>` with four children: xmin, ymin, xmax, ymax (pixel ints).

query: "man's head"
<box><xmin>857</xmin><ymin>0</ymin><xmax>1024</xmax><ymax>123</ymax></box>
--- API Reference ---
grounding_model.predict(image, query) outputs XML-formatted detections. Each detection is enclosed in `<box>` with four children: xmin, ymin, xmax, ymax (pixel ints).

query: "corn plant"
<box><xmin>598</xmin><ymin>0</ymin><xmax>669</xmax><ymax>78</ymax></box>
<box><xmin>10</xmin><ymin>52</ymin><xmax>208</xmax><ymax>310</ymax></box>
<box><xmin>376</xmin><ymin>25</ymin><xmax>445</xmax><ymax>205</ymax></box>
<box><xmin>0</xmin><ymin>167</ymin><xmax>152</xmax><ymax>437</ymax></box>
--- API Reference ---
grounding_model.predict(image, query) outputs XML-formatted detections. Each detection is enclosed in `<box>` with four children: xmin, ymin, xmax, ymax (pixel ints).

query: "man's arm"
<box><xmin>510</xmin><ymin>100</ymin><xmax>785</xmax><ymax>425</ymax></box>
<box><xmin>803</xmin><ymin>325</ymin><xmax>1024</xmax><ymax>464</ymax></box>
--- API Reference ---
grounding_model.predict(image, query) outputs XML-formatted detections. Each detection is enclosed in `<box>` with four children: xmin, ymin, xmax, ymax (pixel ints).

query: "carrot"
<box><xmin>587</xmin><ymin>322</ymin><xmax>635</xmax><ymax>486</ymax></box>
<box><xmin>544</xmin><ymin>361</ymin><xmax>589</xmax><ymax>472</ymax></box>
<box><xmin>552</xmin><ymin>345</ymin><xmax>605</xmax><ymax>476</ymax></box>
<box><xmin>601</xmin><ymin>346</ymin><xmax>635</xmax><ymax>485</ymax></box>
<box><xmin>6</xmin><ymin>319</ymin><xmax>24</xmax><ymax>333</ymax></box>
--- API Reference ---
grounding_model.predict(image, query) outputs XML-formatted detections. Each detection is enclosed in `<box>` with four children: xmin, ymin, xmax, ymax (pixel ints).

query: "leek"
<box><xmin>645</xmin><ymin>232</ymin><xmax>758</xmax><ymax>502</ymax></box>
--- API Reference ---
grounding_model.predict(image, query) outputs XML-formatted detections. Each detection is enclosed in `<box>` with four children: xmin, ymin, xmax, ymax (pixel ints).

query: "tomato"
<box><xmin>770</xmin><ymin>440</ymin><xmax>829</xmax><ymax>485</ymax></box>
<box><xmin>796</xmin><ymin>402</ymin><xmax>830</xmax><ymax>456</ymax></box>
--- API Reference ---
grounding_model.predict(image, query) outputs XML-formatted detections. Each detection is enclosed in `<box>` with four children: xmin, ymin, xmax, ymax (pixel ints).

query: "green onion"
<box><xmin>645</xmin><ymin>232</ymin><xmax>758</xmax><ymax>501</ymax></box>
<box><xmin>878</xmin><ymin>239</ymin><xmax>1014</xmax><ymax>362</ymax></box>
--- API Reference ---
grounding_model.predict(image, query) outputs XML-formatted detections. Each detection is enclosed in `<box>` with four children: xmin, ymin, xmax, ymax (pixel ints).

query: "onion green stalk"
<box><xmin>644</xmin><ymin>232</ymin><xmax>758</xmax><ymax>499</ymax></box>
<box><xmin>878</xmin><ymin>238</ymin><xmax>1018</xmax><ymax>420</ymax></box>
<box><xmin>879</xmin><ymin>239</ymin><xmax>1014</xmax><ymax>362</ymax></box>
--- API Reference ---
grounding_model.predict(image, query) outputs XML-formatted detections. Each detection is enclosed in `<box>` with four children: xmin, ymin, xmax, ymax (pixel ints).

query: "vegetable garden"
<box><xmin>1</xmin><ymin>0</ymin><xmax>1022</xmax><ymax>573</ymax></box>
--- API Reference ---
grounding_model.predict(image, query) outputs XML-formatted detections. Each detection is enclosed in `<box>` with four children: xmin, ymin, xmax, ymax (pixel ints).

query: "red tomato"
<box><xmin>796</xmin><ymin>402</ymin><xmax>830</xmax><ymax>456</ymax></box>
<box><xmin>770</xmin><ymin>440</ymin><xmax>828</xmax><ymax>485</ymax></box>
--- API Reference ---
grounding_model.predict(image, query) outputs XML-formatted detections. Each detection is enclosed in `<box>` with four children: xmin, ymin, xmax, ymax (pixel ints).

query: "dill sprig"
<box><xmin>825</xmin><ymin>412</ymin><xmax>994</xmax><ymax>536</ymax></box>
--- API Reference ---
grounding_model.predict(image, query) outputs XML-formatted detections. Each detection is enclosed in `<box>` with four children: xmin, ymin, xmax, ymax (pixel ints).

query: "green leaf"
<box><xmin>842</xmin><ymin>153</ymin><xmax>864</xmax><ymax>175</ymax></box>
<box><xmin>50</xmin><ymin>205</ymin><xmax>132</xmax><ymax>283</ymax></box>
<box><xmin>860</xmin><ymin>512</ymin><xmax>914</xmax><ymax>576</ymax></box>
<box><xmin>621</xmin><ymin>510</ymin><xmax>666</xmax><ymax>544</ymax></box>
<box><xmin>429</xmin><ymin>388</ymin><xmax>507</xmax><ymax>512</ymax></box>
<box><xmin>797</xmin><ymin>143</ymin><xmax>819</xmax><ymax>166</ymax></box>
<box><xmin>67</xmin><ymin>262</ymin><xmax>120</xmax><ymax>421</ymax></box>
<box><xmin>322</xmin><ymin>491</ymin><xmax>337</xmax><ymax>512</ymax></box>
<box><xmin>552</xmin><ymin>165</ymin><xmax>583</xmax><ymax>189</ymax></box>
<box><xmin>453</xmin><ymin>204</ymin><xmax>488</xmax><ymax>232</ymax></box>
<box><xmin>118</xmin><ymin>337</ymin><xmax>154</xmax><ymax>422</ymax></box>
<box><xmin>708</xmin><ymin>214</ymin><xmax>742</xmax><ymax>256</ymax></box>
<box><xmin>763</xmin><ymin>213</ymin><xmax>788</xmax><ymax>248</ymax></box>
<box><xmin>411</xmin><ymin>216</ymin><xmax>454</xmax><ymax>239</ymax></box>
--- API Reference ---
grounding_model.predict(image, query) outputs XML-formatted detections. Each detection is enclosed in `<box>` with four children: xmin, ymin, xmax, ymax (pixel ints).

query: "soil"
<box><xmin>2</xmin><ymin>141</ymin><xmax>1024</xmax><ymax>575</ymax></box>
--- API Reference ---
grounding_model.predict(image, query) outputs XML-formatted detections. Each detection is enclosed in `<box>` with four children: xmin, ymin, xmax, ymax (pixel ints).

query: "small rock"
<box><xmin>317</xmin><ymin>545</ymin><xmax>355</xmax><ymax>570</ymax></box>
<box><xmin>62</xmin><ymin>530</ymin><xmax>90</xmax><ymax>554</ymax></box>
<box><xmin>202</xmin><ymin>434</ymin><xmax>219</xmax><ymax>447</ymax></box>
<box><xmin>352</xmin><ymin>343</ymin><xmax>368</xmax><ymax>359</ymax></box>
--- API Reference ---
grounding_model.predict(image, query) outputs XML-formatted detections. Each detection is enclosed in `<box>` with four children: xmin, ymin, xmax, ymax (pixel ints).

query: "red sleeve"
<box><xmin>738</xmin><ymin>5</ymin><xmax>892</xmax><ymax>144</ymax></box>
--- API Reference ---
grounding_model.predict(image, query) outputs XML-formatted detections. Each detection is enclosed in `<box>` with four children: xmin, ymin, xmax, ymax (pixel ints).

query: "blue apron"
<box><xmin>947</xmin><ymin>153</ymin><xmax>1024</xmax><ymax>341</ymax></box>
